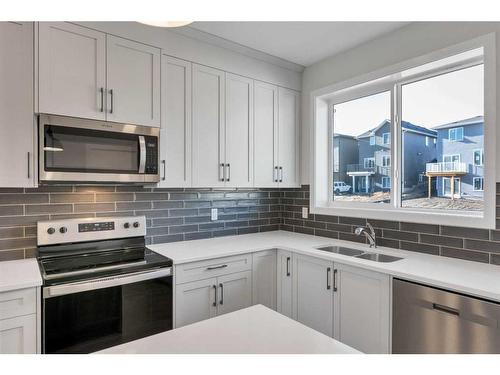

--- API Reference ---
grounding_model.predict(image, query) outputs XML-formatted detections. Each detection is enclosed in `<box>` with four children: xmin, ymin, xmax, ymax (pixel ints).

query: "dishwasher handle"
<box><xmin>432</xmin><ymin>303</ymin><xmax>460</xmax><ymax>316</ymax></box>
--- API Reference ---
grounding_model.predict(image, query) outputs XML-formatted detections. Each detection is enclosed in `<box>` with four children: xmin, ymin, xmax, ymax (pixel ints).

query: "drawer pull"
<box><xmin>206</xmin><ymin>264</ymin><xmax>228</xmax><ymax>271</ymax></box>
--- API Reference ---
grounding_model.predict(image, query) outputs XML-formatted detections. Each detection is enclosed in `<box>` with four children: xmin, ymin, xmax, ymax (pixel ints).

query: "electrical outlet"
<box><xmin>211</xmin><ymin>208</ymin><xmax>218</xmax><ymax>221</ymax></box>
<box><xmin>302</xmin><ymin>207</ymin><xmax>308</xmax><ymax>219</ymax></box>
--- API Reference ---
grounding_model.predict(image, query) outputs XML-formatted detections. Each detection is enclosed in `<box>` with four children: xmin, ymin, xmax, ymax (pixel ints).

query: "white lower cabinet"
<box><xmin>276</xmin><ymin>250</ymin><xmax>293</xmax><ymax>318</ymax></box>
<box><xmin>292</xmin><ymin>254</ymin><xmax>334</xmax><ymax>336</ymax></box>
<box><xmin>252</xmin><ymin>250</ymin><xmax>277</xmax><ymax>310</ymax></box>
<box><xmin>0</xmin><ymin>315</ymin><xmax>37</xmax><ymax>354</ymax></box>
<box><xmin>216</xmin><ymin>271</ymin><xmax>252</xmax><ymax>316</ymax></box>
<box><xmin>333</xmin><ymin>263</ymin><xmax>391</xmax><ymax>354</ymax></box>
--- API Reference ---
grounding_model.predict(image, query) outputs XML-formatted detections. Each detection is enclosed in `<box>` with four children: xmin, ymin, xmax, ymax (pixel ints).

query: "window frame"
<box><xmin>382</xmin><ymin>155</ymin><xmax>391</xmax><ymax>167</ymax></box>
<box><xmin>369</xmin><ymin>135</ymin><xmax>376</xmax><ymax>145</ymax></box>
<box><xmin>473</xmin><ymin>149</ymin><xmax>484</xmax><ymax>166</ymax></box>
<box><xmin>473</xmin><ymin>177</ymin><xmax>484</xmax><ymax>191</ymax></box>
<box><xmin>364</xmin><ymin>157</ymin><xmax>375</xmax><ymax>169</ymax></box>
<box><xmin>382</xmin><ymin>176</ymin><xmax>391</xmax><ymax>189</ymax></box>
<box><xmin>449</xmin><ymin>127</ymin><xmax>464</xmax><ymax>142</ymax></box>
<box><xmin>382</xmin><ymin>132</ymin><xmax>391</xmax><ymax>145</ymax></box>
<box><xmin>311</xmin><ymin>33</ymin><xmax>496</xmax><ymax>229</ymax></box>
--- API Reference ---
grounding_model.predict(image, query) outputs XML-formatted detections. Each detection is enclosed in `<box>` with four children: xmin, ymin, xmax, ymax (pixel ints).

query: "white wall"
<box><xmin>301</xmin><ymin>22</ymin><xmax>500</xmax><ymax>184</ymax></box>
<box><xmin>78</xmin><ymin>22</ymin><xmax>302</xmax><ymax>91</ymax></box>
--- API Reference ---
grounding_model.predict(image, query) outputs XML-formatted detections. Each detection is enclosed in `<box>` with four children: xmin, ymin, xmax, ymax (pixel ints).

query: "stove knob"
<box><xmin>124</xmin><ymin>222</ymin><xmax>130</xmax><ymax>229</ymax></box>
<box><xmin>59</xmin><ymin>227</ymin><xmax>67</xmax><ymax>234</ymax></box>
<box><xmin>133</xmin><ymin>222</ymin><xmax>140</xmax><ymax>228</ymax></box>
<box><xmin>47</xmin><ymin>227</ymin><xmax>55</xmax><ymax>235</ymax></box>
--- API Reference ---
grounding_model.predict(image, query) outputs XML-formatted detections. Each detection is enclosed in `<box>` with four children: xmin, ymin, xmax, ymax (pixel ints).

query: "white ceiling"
<box><xmin>188</xmin><ymin>22</ymin><xmax>410</xmax><ymax>67</ymax></box>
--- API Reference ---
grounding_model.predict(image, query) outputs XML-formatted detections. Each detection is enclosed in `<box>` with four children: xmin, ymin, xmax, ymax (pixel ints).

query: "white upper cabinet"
<box><xmin>292</xmin><ymin>254</ymin><xmax>334</xmax><ymax>337</ymax></box>
<box><xmin>278</xmin><ymin>87</ymin><xmax>300</xmax><ymax>187</ymax></box>
<box><xmin>106</xmin><ymin>35</ymin><xmax>161</xmax><ymax>127</ymax></box>
<box><xmin>225</xmin><ymin>73</ymin><xmax>254</xmax><ymax>188</ymax></box>
<box><xmin>254</xmin><ymin>81</ymin><xmax>279</xmax><ymax>187</ymax></box>
<box><xmin>159</xmin><ymin>56</ymin><xmax>192</xmax><ymax>187</ymax></box>
<box><xmin>38</xmin><ymin>22</ymin><xmax>106</xmax><ymax>120</ymax></box>
<box><xmin>333</xmin><ymin>263</ymin><xmax>390</xmax><ymax>354</ymax></box>
<box><xmin>192</xmin><ymin>64</ymin><xmax>226</xmax><ymax>187</ymax></box>
<box><xmin>0</xmin><ymin>22</ymin><xmax>35</xmax><ymax>187</ymax></box>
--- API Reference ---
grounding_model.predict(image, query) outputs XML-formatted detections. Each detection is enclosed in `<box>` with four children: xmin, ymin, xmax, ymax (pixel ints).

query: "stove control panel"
<box><xmin>37</xmin><ymin>216</ymin><xmax>146</xmax><ymax>246</ymax></box>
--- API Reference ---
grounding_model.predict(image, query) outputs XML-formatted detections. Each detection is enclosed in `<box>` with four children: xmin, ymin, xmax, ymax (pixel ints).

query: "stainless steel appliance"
<box><xmin>37</xmin><ymin>215</ymin><xmax>172</xmax><ymax>354</ymax></box>
<box><xmin>38</xmin><ymin>114</ymin><xmax>160</xmax><ymax>184</ymax></box>
<box><xmin>392</xmin><ymin>278</ymin><xmax>500</xmax><ymax>353</ymax></box>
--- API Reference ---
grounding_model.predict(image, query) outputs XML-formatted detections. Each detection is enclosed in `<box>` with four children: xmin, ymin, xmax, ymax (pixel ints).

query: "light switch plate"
<box><xmin>211</xmin><ymin>208</ymin><xmax>218</xmax><ymax>221</ymax></box>
<box><xmin>302</xmin><ymin>207</ymin><xmax>308</xmax><ymax>219</ymax></box>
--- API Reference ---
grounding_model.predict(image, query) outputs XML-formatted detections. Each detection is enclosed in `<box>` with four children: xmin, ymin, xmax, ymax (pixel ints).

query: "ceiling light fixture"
<box><xmin>138</xmin><ymin>21</ymin><xmax>193</xmax><ymax>28</ymax></box>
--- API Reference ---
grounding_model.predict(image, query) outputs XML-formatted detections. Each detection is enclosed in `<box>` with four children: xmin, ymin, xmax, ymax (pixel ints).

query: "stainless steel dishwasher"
<box><xmin>392</xmin><ymin>278</ymin><xmax>500</xmax><ymax>353</ymax></box>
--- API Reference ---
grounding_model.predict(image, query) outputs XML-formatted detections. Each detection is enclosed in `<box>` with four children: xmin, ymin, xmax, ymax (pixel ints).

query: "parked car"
<box><xmin>334</xmin><ymin>181</ymin><xmax>351</xmax><ymax>194</ymax></box>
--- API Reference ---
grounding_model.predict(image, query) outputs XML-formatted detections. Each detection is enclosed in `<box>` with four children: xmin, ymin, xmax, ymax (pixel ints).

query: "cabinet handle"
<box><xmin>99</xmin><ymin>87</ymin><xmax>104</xmax><ymax>112</ymax></box>
<box><xmin>279</xmin><ymin>166</ymin><xmax>283</xmax><ymax>183</ymax></box>
<box><xmin>161</xmin><ymin>160</ymin><xmax>166</xmax><ymax>181</ymax></box>
<box><xmin>333</xmin><ymin>269</ymin><xmax>338</xmax><ymax>292</ymax></box>
<box><xmin>432</xmin><ymin>303</ymin><xmax>460</xmax><ymax>316</ymax></box>
<box><xmin>109</xmin><ymin>89</ymin><xmax>114</xmax><ymax>114</ymax></box>
<box><xmin>226</xmin><ymin>163</ymin><xmax>230</xmax><ymax>182</ymax></box>
<box><xmin>27</xmin><ymin>152</ymin><xmax>30</xmax><ymax>179</ymax></box>
<box><xmin>219</xmin><ymin>163</ymin><xmax>225</xmax><ymax>182</ymax></box>
<box><xmin>219</xmin><ymin>283</ymin><xmax>224</xmax><ymax>305</ymax></box>
<box><xmin>286</xmin><ymin>256</ymin><xmax>291</xmax><ymax>277</ymax></box>
<box><xmin>274</xmin><ymin>166</ymin><xmax>278</xmax><ymax>182</ymax></box>
<box><xmin>213</xmin><ymin>284</ymin><xmax>217</xmax><ymax>307</ymax></box>
<box><xmin>327</xmin><ymin>267</ymin><xmax>331</xmax><ymax>290</ymax></box>
<box><xmin>206</xmin><ymin>264</ymin><xmax>228</xmax><ymax>271</ymax></box>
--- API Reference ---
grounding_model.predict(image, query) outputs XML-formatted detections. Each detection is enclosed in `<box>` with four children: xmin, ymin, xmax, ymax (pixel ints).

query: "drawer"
<box><xmin>0</xmin><ymin>288</ymin><xmax>37</xmax><ymax>320</ymax></box>
<box><xmin>176</xmin><ymin>253</ymin><xmax>252</xmax><ymax>284</ymax></box>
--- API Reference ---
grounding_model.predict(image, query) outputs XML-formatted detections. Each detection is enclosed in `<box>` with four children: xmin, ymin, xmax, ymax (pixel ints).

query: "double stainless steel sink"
<box><xmin>315</xmin><ymin>245</ymin><xmax>403</xmax><ymax>263</ymax></box>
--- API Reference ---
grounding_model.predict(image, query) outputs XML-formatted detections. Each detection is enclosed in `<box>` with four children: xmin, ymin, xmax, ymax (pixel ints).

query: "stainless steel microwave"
<box><xmin>38</xmin><ymin>114</ymin><xmax>160</xmax><ymax>184</ymax></box>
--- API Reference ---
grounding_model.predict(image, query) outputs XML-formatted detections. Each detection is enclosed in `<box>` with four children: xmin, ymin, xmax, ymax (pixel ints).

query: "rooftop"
<box><xmin>433</xmin><ymin>115</ymin><xmax>484</xmax><ymax>130</ymax></box>
<box><xmin>357</xmin><ymin>119</ymin><xmax>437</xmax><ymax>138</ymax></box>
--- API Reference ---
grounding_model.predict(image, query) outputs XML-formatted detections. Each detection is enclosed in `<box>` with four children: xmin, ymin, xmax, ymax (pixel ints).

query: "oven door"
<box><xmin>39</xmin><ymin>114</ymin><xmax>159</xmax><ymax>184</ymax></box>
<box><xmin>42</xmin><ymin>268</ymin><xmax>172</xmax><ymax>354</ymax></box>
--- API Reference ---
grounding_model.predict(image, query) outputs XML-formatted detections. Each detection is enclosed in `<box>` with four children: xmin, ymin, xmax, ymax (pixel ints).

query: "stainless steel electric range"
<box><xmin>36</xmin><ymin>215</ymin><xmax>173</xmax><ymax>354</ymax></box>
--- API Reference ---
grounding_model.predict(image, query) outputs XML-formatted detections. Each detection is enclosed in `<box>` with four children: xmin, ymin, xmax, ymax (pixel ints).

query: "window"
<box><xmin>449</xmin><ymin>127</ymin><xmax>464</xmax><ymax>141</ymax></box>
<box><xmin>474</xmin><ymin>177</ymin><xmax>484</xmax><ymax>191</ymax></box>
<box><xmin>313</xmin><ymin>38</ymin><xmax>495</xmax><ymax>228</ymax></box>
<box><xmin>473</xmin><ymin>149</ymin><xmax>484</xmax><ymax>166</ymax></box>
<box><xmin>382</xmin><ymin>177</ymin><xmax>391</xmax><ymax>189</ymax></box>
<box><xmin>364</xmin><ymin>157</ymin><xmax>375</xmax><ymax>168</ymax></box>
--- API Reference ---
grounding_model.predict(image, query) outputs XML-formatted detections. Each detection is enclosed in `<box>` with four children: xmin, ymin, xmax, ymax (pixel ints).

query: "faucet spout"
<box><xmin>354</xmin><ymin>223</ymin><xmax>377</xmax><ymax>248</ymax></box>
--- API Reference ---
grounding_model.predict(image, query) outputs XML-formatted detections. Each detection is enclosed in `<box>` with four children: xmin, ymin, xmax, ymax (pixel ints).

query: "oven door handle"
<box><xmin>138</xmin><ymin>135</ymin><xmax>146</xmax><ymax>174</ymax></box>
<box><xmin>43</xmin><ymin>267</ymin><xmax>172</xmax><ymax>299</ymax></box>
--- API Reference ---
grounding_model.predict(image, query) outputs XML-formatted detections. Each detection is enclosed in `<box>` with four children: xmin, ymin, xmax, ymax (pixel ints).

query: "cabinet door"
<box><xmin>333</xmin><ymin>263</ymin><xmax>390</xmax><ymax>353</ymax></box>
<box><xmin>106</xmin><ymin>35</ymin><xmax>161</xmax><ymax>127</ymax></box>
<box><xmin>252</xmin><ymin>250</ymin><xmax>277</xmax><ymax>310</ymax></box>
<box><xmin>277</xmin><ymin>87</ymin><xmax>300</xmax><ymax>187</ymax></box>
<box><xmin>192</xmin><ymin>64</ymin><xmax>225</xmax><ymax>187</ymax></box>
<box><xmin>0</xmin><ymin>22</ymin><xmax>35</xmax><ymax>187</ymax></box>
<box><xmin>276</xmin><ymin>250</ymin><xmax>293</xmax><ymax>318</ymax></box>
<box><xmin>293</xmin><ymin>254</ymin><xmax>333</xmax><ymax>336</ymax></box>
<box><xmin>38</xmin><ymin>22</ymin><xmax>106</xmax><ymax>120</ymax></box>
<box><xmin>175</xmin><ymin>278</ymin><xmax>217</xmax><ymax>328</ymax></box>
<box><xmin>216</xmin><ymin>271</ymin><xmax>252</xmax><ymax>316</ymax></box>
<box><xmin>159</xmin><ymin>56</ymin><xmax>192</xmax><ymax>187</ymax></box>
<box><xmin>225</xmin><ymin>73</ymin><xmax>253</xmax><ymax>188</ymax></box>
<box><xmin>0</xmin><ymin>315</ymin><xmax>37</xmax><ymax>354</ymax></box>
<box><xmin>254</xmin><ymin>81</ymin><xmax>279</xmax><ymax>187</ymax></box>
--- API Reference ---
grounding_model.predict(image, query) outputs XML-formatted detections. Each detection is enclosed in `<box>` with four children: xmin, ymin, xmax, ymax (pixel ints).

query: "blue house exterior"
<box><xmin>431</xmin><ymin>116</ymin><xmax>484</xmax><ymax>198</ymax></box>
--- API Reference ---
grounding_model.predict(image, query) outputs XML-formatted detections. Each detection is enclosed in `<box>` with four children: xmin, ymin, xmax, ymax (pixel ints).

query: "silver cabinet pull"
<box><xmin>27</xmin><ymin>152</ymin><xmax>30</xmax><ymax>179</ymax></box>
<box><xmin>286</xmin><ymin>256</ymin><xmax>291</xmax><ymax>277</ymax></box>
<box><xmin>213</xmin><ymin>284</ymin><xmax>217</xmax><ymax>307</ymax></box>
<box><xmin>219</xmin><ymin>282</ymin><xmax>224</xmax><ymax>305</ymax></box>
<box><xmin>274</xmin><ymin>166</ymin><xmax>278</xmax><ymax>182</ymax></box>
<box><xmin>219</xmin><ymin>163</ymin><xmax>225</xmax><ymax>182</ymax></box>
<box><xmin>279</xmin><ymin>166</ymin><xmax>283</xmax><ymax>182</ymax></box>
<box><xmin>206</xmin><ymin>264</ymin><xmax>228</xmax><ymax>271</ymax></box>
<box><xmin>161</xmin><ymin>160</ymin><xmax>166</xmax><ymax>181</ymax></box>
<box><xmin>226</xmin><ymin>163</ymin><xmax>230</xmax><ymax>182</ymax></box>
<box><xmin>333</xmin><ymin>269</ymin><xmax>338</xmax><ymax>292</ymax></box>
<box><xmin>109</xmin><ymin>89</ymin><xmax>114</xmax><ymax>114</ymax></box>
<box><xmin>99</xmin><ymin>87</ymin><xmax>104</xmax><ymax>112</ymax></box>
<box><xmin>327</xmin><ymin>267</ymin><xmax>331</xmax><ymax>290</ymax></box>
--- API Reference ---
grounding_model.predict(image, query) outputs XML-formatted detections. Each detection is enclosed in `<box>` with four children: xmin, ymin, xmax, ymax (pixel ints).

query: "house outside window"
<box><xmin>473</xmin><ymin>149</ymin><xmax>484</xmax><ymax>166</ymax></box>
<box><xmin>474</xmin><ymin>177</ymin><xmax>484</xmax><ymax>191</ymax></box>
<box><xmin>449</xmin><ymin>127</ymin><xmax>464</xmax><ymax>141</ymax></box>
<box><xmin>382</xmin><ymin>133</ymin><xmax>390</xmax><ymax>145</ymax></box>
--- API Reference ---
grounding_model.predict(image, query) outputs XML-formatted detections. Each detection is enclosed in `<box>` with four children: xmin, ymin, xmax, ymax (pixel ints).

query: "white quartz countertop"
<box><xmin>149</xmin><ymin>230</ymin><xmax>500</xmax><ymax>302</ymax></box>
<box><xmin>98</xmin><ymin>304</ymin><xmax>360</xmax><ymax>354</ymax></box>
<box><xmin>0</xmin><ymin>258</ymin><xmax>42</xmax><ymax>293</ymax></box>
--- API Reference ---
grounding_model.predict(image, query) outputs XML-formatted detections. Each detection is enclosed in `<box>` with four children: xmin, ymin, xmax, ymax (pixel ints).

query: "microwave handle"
<box><xmin>139</xmin><ymin>136</ymin><xmax>146</xmax><ymax>173</ymax></box>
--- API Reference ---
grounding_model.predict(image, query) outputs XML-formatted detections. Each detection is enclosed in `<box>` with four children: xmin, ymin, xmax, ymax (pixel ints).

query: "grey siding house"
<box><xmin>333</xmin><ymin>134</ymin><xmax>358</xmax><ymax>185</ymax></box>
<box><xmin>431</xmin><ymin>116</ymin><xmax>484</xmax><ymax>198</ymax></box>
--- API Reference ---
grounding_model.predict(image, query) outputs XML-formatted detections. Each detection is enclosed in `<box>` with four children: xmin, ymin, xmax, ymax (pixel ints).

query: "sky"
<box><xmin>334</xmin><ymin>64</ymin><xmax>484</xmax><ymax>137</ymax></box>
